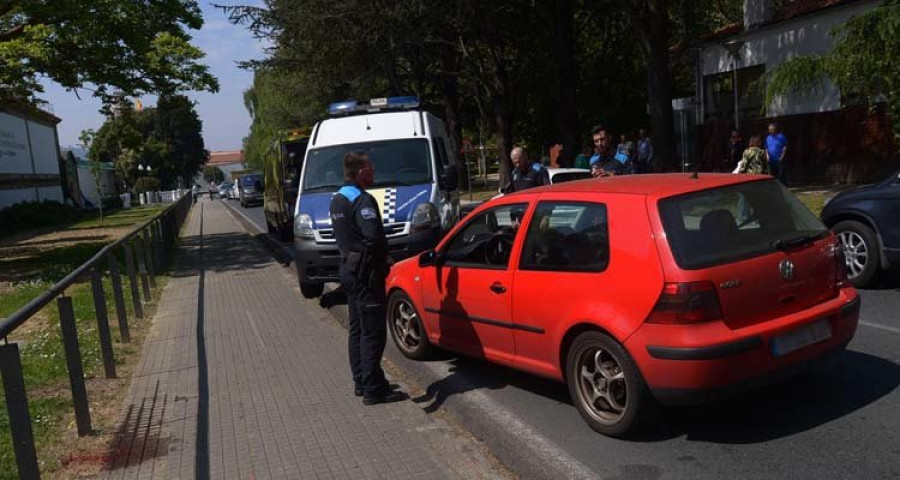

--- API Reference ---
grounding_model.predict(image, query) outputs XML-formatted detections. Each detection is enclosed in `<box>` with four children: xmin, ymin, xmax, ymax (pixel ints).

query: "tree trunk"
<box><xmin>440</xmin><ymin>48</ymin><xmax>463</xmax><ymax>162</ymax></box>
<box><xmin>550</xmin><ymin>0</ymin><xmax>579</xmax><ymax>168</ymax></box>
<box><xmin>629</xmin><ymin>0</ymin><xmax>678</xmax><ymax>172</ymax></box>
<box><xmin>495</xmin><ymin>96</ymin><xmax>514</xmax><ymax>189</ymax></box>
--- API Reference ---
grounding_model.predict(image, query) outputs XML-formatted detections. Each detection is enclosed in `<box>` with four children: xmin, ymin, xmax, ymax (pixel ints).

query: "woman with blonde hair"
<box><xmin>734</xmin><ymin>135</ymin><xmax>769</xmax><ymax>175</ymax></box>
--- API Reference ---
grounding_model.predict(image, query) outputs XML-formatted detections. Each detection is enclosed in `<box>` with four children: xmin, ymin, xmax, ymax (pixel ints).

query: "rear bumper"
<box><xmin>294</xmin><ymin>227</ymin><xmax>441</xmax><ymax>284</ymax></box>
<box><xmin>626</xmin><ymin>291</ymin><xmax>860</xmax><ymax>406</ymax></box>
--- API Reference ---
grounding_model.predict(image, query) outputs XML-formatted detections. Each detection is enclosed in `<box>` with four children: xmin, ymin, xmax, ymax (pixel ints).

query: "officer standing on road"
<box><xmin>503</xmin><ymin>146</ymin><xmax>550</xmax><ymax>193</ymax></box>
<box><xmin>330</xmin><ymin>151</ymin><xmax>405</xmax><ymax>405</ymax></box>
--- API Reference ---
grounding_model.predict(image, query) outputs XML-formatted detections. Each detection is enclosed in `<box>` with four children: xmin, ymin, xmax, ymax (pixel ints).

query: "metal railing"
<box><xmin>0</xmin><ymin>192</ymin><xmax>193</xmax><ymax>480</ymax></box>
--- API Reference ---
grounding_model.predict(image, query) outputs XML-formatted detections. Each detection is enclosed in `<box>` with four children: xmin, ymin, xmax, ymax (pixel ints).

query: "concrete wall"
<box><xmin>0</xmin><ymin>108</ymin><xmax>64</xmax><ymax>209</ymax></box>
<box><xmin>699</xmin><ymin>0</ymin><xmax>879</xmax><ymax>118</ymax></box>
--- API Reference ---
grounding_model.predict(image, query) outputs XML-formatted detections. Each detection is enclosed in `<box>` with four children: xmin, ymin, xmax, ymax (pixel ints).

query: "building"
<box><xmin>688</xmin><ymin>0</ymin><xmax>897</xmax><ymax>183</ymax></box>
<box><xmin>207</xmin><ymin>150</ymin><xmax>245</xmax><ymax>181</ymax></box>
<box><xmin>0</xmin><ymin>101</ymin><xmax>65</xmax><ymax>209</ymax></box>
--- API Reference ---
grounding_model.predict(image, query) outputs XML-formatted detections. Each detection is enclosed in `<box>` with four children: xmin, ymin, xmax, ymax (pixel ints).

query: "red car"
<box><xmin>385</xmin><ymin>174</ymin><xmax>860</xmax><ymax>437</ymax></box>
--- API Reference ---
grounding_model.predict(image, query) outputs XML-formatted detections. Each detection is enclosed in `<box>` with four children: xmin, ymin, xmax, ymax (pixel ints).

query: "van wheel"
<box><xmin>387</xmin><ymin>290</ymin><xmax>432</xmax><ymax>360</ymax></box>
<box><xmin>565</xmin><ymin>331</ymin><xmax>656</xmax><ymax>437</ymax></box>
<box><xmin>834</xmin><ymin>220</ymin><xmax>880</xmax><ymax>288</ymax></box>
<box><xmin>300</xmin><ymin>281</ymin><xmax>324</xmax><ymax>299</ymax></box>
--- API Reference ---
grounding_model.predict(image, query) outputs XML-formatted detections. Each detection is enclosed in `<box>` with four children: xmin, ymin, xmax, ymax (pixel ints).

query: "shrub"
<box><xmin>0</xmin><ymin>201</ymin><xmax>83</xmax><ymax>235</ymax></box>
<box><xmin>134</xmin><ymin>177</ymin><xmax>162</xmax><ymax>194</ymax></box>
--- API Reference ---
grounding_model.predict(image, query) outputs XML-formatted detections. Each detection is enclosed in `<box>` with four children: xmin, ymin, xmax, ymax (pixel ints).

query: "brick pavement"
<box><xmin>98</xmin><ymin>199</ymin><xmax>490</xmax><ymax>480</ymax></box>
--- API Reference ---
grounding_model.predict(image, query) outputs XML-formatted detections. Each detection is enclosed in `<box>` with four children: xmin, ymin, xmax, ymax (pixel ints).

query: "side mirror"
<box><xmin>439</xmin><ymin>165</ymin><xmax>459</xmax><ymax>191</ymax></box>
<box><xmin>418</xmin><ymin>249</ymin><xmax>444</xmax><ymax>267</ymax></box>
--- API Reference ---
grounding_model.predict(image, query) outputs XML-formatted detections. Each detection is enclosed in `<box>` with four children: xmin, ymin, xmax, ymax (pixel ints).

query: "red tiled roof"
<box><xmin>207</xmin><ymin>150</ymin><xmax>244</xmax><ymax>166</ymax></box>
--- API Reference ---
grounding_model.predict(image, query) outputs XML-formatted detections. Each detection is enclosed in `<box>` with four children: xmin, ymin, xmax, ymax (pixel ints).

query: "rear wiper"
<box><xmin>772</xmin><ymin>232</ymin><xmax>825</xmax><ymax>251</ymax></box>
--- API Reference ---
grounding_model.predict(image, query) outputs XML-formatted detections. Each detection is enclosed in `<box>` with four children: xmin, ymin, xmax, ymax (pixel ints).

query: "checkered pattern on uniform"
<box><xmin>383</xmin><ymin>188</ymin><xmax>397</xmax><ymax>223</ymax></box>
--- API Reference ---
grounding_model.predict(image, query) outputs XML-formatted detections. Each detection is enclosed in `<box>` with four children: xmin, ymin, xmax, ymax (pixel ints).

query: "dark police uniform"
<box><xmin>330</xmin><ymin>183</ymin><xmax>391</xmax><ymax>397</ymax></box>
<box><xmin>508</xmin><ymin>162</ymin><xmax>551</xmax><ymax>193</ymax></box>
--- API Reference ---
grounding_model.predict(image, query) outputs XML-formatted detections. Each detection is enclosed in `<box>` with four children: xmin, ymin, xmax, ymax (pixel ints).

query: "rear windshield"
<box><xmin>658</xmin><ymin>179</ymin><xmax>828</xmax><ymax>269</ymax></box>
<box><xmin>241</xmin><ymin>175</ymin><xmax>262</xmax><ymax>186</ymax></box>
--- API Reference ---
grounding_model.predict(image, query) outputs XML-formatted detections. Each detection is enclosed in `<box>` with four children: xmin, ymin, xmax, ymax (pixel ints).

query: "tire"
<box><xmin>565</xmin><ymin>331</ymin><xmax>656</xmax><ymax>437</ymax></box>
<box><xmin>834</xmin><ymin>220</ymin><xmax>880</xmax><ymax>288</ymax></box>
<box><xmin>300</xmin><ymin>281</ymin><xmax>324</xmax><ymax>299</ymax></box>
<box><xmin>387</xmin><ymin>290</ymin><xmax>432</xmax><ymax>360</ymax></box>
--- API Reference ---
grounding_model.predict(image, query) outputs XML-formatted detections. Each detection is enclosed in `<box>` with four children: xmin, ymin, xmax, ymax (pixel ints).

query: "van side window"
<box><xmin>437</xmin><ymin>137</ymin><xmax>451</xmax><ymax>167</ymax></box>
<box><xmin>432</xmin><ymin>137</ymin><xmax>446</xmax><ymax>174</ymax></box>
<box><xmin>519</xmin><ymin>202</ymin><xmax>610</xmax><ymax>272</ymax></box>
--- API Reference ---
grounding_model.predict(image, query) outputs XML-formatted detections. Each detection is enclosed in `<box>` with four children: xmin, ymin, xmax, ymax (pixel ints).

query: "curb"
<box><xmin>223</xmin><ymin>200</ymin><xmax>598</xmax><ymax>480</ymax></box>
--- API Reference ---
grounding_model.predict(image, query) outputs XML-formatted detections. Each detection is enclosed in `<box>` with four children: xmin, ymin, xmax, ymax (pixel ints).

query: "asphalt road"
<box><xmin>227</xmin><ymin>199</ymin><xmax>900</xmax><ymax>479</ymax></box>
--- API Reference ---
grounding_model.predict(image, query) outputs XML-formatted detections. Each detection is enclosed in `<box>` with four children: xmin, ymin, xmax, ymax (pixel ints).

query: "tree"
<box><xmin>765</xmin><ymin>0</ymin><xmax>900</xmax><ymax>142</ymax></box>
<box><xmin>0</xmin><ymin>0</ymin><xmax>218</xmax><ymax>105</ymax></box>
<box><xmin>203</xmin><ymin>166</ymin><xmax>225</xmax><ymax>184</ymax></box>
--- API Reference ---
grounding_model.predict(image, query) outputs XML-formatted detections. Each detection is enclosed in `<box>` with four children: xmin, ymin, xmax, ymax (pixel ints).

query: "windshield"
<box><xmin>659</xmin><ymin>179</ymin><xmax>828</xmax><ymax>269</ymax></box>
<box><xmin>302</xmin><ymin>139</ymin><xmax>432</xmax><ymax>192</ymax></box>
<box><xmin>241</xmin><ymin>175</ymin><xmax>262</xmax><ymax>186</ymax></box>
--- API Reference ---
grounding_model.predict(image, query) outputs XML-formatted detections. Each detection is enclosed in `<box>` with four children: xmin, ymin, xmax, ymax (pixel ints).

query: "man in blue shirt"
<box><xmin>589</xmin><ymin>124</ymin><xmax>623</xmax><ymax>177</ymax></box>
<box><xmin>766</xmin><ymin>123</ymin><xmax>787</xmax><ymax>183</ymax></box>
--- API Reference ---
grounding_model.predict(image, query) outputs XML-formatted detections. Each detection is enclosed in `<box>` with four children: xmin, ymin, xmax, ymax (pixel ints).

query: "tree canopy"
<box><xmin>89</xmin><ymin>95</ymin><xmax>208</xmax><ymax>190</ymax></box>
<box><xmin>0</xmin><ymin>0</ymin><xmax>219</xmax><ymax>105</ymax></box>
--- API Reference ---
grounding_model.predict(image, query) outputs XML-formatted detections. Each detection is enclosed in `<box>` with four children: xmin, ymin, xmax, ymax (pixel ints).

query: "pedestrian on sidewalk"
<box><xmin>330</xmin><ymin>151</ymin><xmax>405</xmax><ymax>405</ymax></box>
<box><xmin>766</xmin><ymin>123</ymin><xmax>788</xmax><ymax>183</ymax></box>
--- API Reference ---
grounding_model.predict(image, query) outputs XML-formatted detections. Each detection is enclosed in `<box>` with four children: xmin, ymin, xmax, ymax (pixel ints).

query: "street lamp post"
<box><xmin>723</xmin><ymin>40</ymin><xmax>745</xmax><ymax>130</ymax></box>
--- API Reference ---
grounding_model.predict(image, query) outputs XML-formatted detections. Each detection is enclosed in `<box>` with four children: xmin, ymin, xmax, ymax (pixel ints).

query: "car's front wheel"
<box><xmin>834</xmin><ymin>220</ymin><xmax>880</xmax><ymax>288</ymax></box>
<box><xmin>387</xmin><ymin>290</ymin><xmax>432</xmax><ymax>360</ymax></box>
<box><xmin>565</xmin><ymin>331</ymin><xmax>656</xmax><ymax>437</ymax></box>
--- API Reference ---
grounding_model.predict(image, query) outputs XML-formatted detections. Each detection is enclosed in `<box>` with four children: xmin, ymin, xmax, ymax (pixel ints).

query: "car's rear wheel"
<box><xmin>300</xmin><ymin>281</ymin><xmax>324</xmax><ymax>299</ymax></box>
<box><xmin>387</xmin><ymin>290</ymin><xmax>432</xmax><ymax>360</ymax></box>
<box><xmin>834</xmin><ymin>220</ymin><xmax>880</xmax><ymax>288</ymax></box>
<box><xmin>565</xmin><ymin>331</ymin><xmax>656</xmax><ymax>437</ymax></box>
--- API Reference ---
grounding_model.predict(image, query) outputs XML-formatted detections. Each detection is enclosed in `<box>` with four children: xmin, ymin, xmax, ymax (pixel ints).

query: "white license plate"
<box><xmin>770</xmin><ymin>320</ymin><xmax>833</xmax><ymax>356</ymax></box>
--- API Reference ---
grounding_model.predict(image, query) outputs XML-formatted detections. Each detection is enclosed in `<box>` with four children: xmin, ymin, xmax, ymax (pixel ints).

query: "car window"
<box><xmin>551</xmin><ymin>172</ymin><xmax>592</xmax><ymax>184</ymax></box>
<box><xmin>659</xmin><ymin>179</ymin><xmax>828</xmax><ymax>269</ymax></box>
<box><xmin>444</xmin><ymin>203</ymin><xmax>528</xmax><ymax>269</ymax></box>
<box><xmin>519</xmin><ymin>202</ymin><xmax>610</xmax><ymax>272</ymax></box>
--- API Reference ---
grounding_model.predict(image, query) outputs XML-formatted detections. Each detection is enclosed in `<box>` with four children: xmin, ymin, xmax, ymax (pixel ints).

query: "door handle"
<box><xmin>490</xmin><ymin>282</ymin><xmax>506</xmax><ymax>294</ymax></box>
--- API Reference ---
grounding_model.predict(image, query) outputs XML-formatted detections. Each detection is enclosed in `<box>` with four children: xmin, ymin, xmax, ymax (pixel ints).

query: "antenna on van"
<box><xmin>365</xmin><ymin>116</ymin><xmax>371</xmax><ymax>131</ymax></box>
<box><xmin>690</xmin><ymin>171</ymin><xmax>699</xmax><ymax>179</ymax></box>
<box><xmin>411</xmin><ymin>113</ymin><xmax>418</xmax><ymax>136</ymax></box>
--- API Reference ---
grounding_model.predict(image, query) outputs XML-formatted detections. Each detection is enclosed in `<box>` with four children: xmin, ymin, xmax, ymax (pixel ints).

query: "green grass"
<box><xmin>0</xmin><ymin>273</ymin><xmax>158</xmax><ymax>478</ymax></box>
<box><xmin>794</xmin><ymin>191</ymin><xmax>832</xmax><ymax>217</ymax></box>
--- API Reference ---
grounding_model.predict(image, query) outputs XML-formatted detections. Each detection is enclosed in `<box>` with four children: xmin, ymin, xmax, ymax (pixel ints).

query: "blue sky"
<box><xmin>39</xmin><ymin>1</ymin><xmax>266</xmax><ymax>152</ymax></box>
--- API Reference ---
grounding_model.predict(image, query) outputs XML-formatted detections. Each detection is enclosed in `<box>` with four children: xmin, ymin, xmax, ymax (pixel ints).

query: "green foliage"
<box><xmin>203</xmin><ymin>165</ymin><xmax>225</xmax><ymax>183</ymax></box>
<box><xmin>766</xmin><ymin>1</ymin><xmax>900</xmax><ymax>139</ymax></box>
<box><xmin>89</xmin><ymin>95</ymin><xmax>207</xmax><ymax>190</ymax></box>
<box><xmin>0</xmin><ymin>0</ymin><xmax>218</xmax><ymax>105</ymax></box>
<box><xmin>0</xmin><ymin>201</ymin><xmax>82</xmax><ymax>236</ymax></box>
<box><xmin>134</xmin><ymin>177</ymin><xmax>162</xmax><ymax>194</ymax></box>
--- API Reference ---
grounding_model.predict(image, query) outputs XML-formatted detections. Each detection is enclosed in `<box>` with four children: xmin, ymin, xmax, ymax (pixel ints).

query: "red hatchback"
<box><xmin>385</xmin><ymin>174</ymin><xmax>860</xmax><ymax>436</ymax></box>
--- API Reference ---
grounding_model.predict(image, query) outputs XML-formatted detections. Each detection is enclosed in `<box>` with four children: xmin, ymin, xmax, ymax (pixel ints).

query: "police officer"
<box><xmin>504</xmin><ymin>147</ymin><xmax>550</xmax><ymax>193</ymax></box>
<box><xmin>330</xmin><ymin>151</ymin><xmax>405</xmax><ymax>405</ymax></box>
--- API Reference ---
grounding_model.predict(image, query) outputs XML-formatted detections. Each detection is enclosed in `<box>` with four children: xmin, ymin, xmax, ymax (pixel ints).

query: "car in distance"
<box><xmin>386</xmin><ymin>174</ymin><xmax>860</xmax><ymax>437</ymax></box>
<box><xmin>820</xmin><ymin>169</ymin><xmax>900</xmax><ymax>288</ymax></box>
<box><xmin>238</xmin><ymin>173</ymin><xmax>264</xmax><ymax>208</ymax></box>
<box><xmin>218</xmin><ymin>182</ymin><xmax>233</xmax><ymax>199</ymax></box>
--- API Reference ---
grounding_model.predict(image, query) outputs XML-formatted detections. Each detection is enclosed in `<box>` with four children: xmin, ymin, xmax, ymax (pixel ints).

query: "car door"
<box><xmin>873</xmin><ymin>171</ymin><xmax>900</xmax><ymax>249</ymax></box>
<box><xmin>420</xmin><ymin>202</ymin><xmax>529</xmax><ymax>362</ymax></box>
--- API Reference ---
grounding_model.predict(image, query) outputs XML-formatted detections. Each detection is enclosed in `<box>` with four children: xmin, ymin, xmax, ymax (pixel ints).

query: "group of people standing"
<box><xmin>727</xmin><ymin>123</ymin><xmax>788</xmax><ymax>182</ymax></box>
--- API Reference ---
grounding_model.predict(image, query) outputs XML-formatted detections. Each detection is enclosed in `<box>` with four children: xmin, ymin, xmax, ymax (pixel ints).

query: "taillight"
<box><xmin>646</xmin><ymin>281</ymin><xmax>723</xmax><ymax>325</ymax></box>
<box><xmin>834</xmin><ymin>242</ymin><xmax>852</xmax><ymax>289</ymax></box>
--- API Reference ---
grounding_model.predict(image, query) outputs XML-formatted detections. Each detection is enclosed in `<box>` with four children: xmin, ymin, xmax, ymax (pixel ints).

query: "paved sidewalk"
<box><xmin>99</xmin><ymin>199</ymin><xmax>506</xmax><ymax>480</ymax></box>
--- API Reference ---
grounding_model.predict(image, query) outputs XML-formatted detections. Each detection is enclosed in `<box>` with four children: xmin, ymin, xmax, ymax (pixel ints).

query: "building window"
<box><xmin>703</xmin><ymin>64</ymin><xmax>766</xmax><ymax>123</ymax></box>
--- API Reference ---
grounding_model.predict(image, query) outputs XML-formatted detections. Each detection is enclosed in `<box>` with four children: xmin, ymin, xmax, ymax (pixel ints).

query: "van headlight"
<box><xmin>294</xmin><ymin>213</ymin><xmax>314</xmax><ymax>238</ymax></box>
<box><xmin>411</xmin><ymin>203</ymin><xmax>439</xmax><ymax>231</ymax></box>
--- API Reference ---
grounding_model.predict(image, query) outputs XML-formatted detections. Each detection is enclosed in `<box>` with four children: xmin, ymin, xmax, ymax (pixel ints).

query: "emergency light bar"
<box><xmin>327</xmin><ymin>96</ymin><xmax>420</xmax><ymax>116</ymax></box>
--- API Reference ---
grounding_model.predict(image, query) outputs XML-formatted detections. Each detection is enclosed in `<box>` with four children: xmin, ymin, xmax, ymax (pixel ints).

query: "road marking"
<box><xmin>223</xmin><ymin>200</ymin><xmax>266</xmax><ymax>234</ymax></box>
<box><xmin>859</xmin><ymin>321</ymin><xmax>900</xmax><ymax>334</ymax></box>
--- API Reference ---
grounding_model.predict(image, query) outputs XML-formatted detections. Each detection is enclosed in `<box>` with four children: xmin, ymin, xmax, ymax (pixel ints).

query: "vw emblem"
<box><xmin>779</xmin><ymin>259</ymin><xmax>795</xmax><ymax>281</ymax></box>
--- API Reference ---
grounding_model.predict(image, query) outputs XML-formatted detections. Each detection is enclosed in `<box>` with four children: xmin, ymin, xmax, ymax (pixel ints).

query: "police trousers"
<box><xmin>340</xmin><ymin>264</ymin><xmax>389</xmax><ymax>395</ymax></box>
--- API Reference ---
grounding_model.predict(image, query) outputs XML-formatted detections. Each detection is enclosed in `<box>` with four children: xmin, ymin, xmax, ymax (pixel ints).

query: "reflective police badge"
<box><xmin>360</xmin><ymin>207</ymin><xmax>378</xmax><ymax>220</ymax></box>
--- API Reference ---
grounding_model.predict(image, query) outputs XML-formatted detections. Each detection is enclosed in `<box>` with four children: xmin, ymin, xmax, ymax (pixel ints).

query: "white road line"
<box><xmin>223</xmin><ymin>200</ymin><xmax>266</xmax><ymax>234</ymax></box>
<box><xmin>859</xmin><ymin>321</ymin><xmax>900</xmax><ymax>334</ymax></box>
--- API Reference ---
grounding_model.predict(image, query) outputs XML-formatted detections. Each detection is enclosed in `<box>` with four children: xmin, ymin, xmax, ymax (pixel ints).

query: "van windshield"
<box><xmin>302</xmin><ymin>139</ymin><xmax>432</xmax><ymax>192</ymax></box>
<box><xmin>240</xmin><ymin>174</ymin><xmax>262</xmax><ymax>186</ymax></box>
<box><xmin>658</xmin><ymin>179</ymin><xmax>829</xmax><ymax>269</ymax></box>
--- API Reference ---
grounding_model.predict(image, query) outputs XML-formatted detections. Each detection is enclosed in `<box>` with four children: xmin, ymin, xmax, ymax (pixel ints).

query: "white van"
<box><xmin>293</xmin><ymin>96</ymin><xmax>461</xmax><ymax>298</ymax></box>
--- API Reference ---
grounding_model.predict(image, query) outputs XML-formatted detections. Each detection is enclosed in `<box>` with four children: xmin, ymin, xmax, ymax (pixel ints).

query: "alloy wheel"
<box><xmin>575</xmin><ymin>347</ymin><xmax>628</xmax><ymax>425</ymax></box>
<box><xmin>838</xmin><ymin>230</ymin><xmax>868</xmax><ymax>279</ymax></box>
<box><xmin>391</xmin><ymin>298</ymin><xmax>422</xmax><ymax>352</ymax></box>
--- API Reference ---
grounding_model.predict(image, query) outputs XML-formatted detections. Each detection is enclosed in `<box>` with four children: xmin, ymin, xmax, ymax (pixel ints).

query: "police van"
<box><xmin>294</xmin><ymin>96</ymin><xmax>461</xmax><ymax>298</ymax></box>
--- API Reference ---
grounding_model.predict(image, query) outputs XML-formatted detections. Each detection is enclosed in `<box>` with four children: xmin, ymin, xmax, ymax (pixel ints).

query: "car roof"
<box><xmin>505</xmin><ymin>173</ymin><xmax>771</xmax><ymax>199</ymax></box>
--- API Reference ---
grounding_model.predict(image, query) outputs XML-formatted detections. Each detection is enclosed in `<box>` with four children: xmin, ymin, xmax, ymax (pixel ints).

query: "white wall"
<box><xmin>37</xmin><ymin>186</ymin><xmax>64</xmax><ymax>203</ymax></box>
<box><xmin>76</xmin><ymin>166</ymin><xmax>116</xmax><ymax>207</ymax></box>
<box><xmin>28</xmin><ymin>121</ymin><xmax>59</xmax><ymax>174</ymax></box>
<box><xmin>0</xmin><ymin>112</ymin><xmax>33</xmax><ymax>174</ymax></box>
<box><xmin>699</xmin><ymin>0</ymin><xmax>878</xmax><ymax>117</ymax></box>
